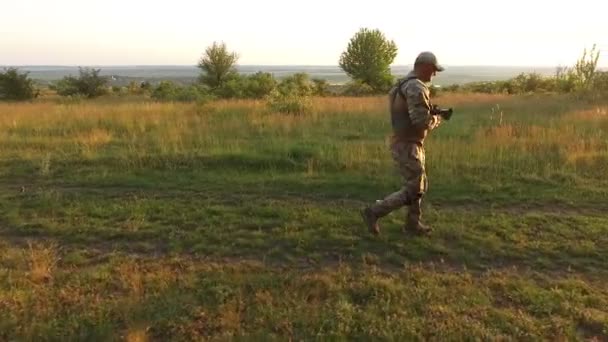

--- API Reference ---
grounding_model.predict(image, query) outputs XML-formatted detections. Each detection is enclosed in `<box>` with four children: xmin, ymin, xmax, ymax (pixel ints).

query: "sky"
<box><xmin>1</xmin><ymin>0</ymin><xmax>607</xmax><ymax>67</ymax></box>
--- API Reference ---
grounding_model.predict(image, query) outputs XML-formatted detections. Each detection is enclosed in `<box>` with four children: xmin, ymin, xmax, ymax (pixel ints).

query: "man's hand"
<box><xmin>431</xmin><ymin>105</ymin><xmax>453</xmax><ymax>121</ymax></box>
<box><xmin>430</xmin><ymin>114</ymin><xmax>442</xmax><ymax>129</ymax></box>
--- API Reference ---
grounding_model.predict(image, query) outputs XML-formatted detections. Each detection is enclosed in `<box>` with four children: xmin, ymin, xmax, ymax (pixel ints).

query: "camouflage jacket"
<box><xmin>388</xmin><ymin>71</ymin><xmax>441</xmax><ymax>145</ymax></box>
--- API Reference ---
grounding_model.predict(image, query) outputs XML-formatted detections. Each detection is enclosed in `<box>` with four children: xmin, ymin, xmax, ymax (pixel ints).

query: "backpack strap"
<box><xmin>392</xmin><ymin>75</ymin><xmax>419</xmax><ymax>105</ymax></box>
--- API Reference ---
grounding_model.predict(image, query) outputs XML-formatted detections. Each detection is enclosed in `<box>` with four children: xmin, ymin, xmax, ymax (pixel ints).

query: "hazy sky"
<box><xmin>2</xmin><ymin>0</ymin><xmax>607</xmax><ymax>66</ymax></box>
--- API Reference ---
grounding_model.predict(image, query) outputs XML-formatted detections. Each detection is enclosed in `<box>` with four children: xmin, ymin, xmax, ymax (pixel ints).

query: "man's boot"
<box><xmin>362</xmin><ymin>189</ymin><xmax>413</xmax><ymax>236</ymax></box>
<box><xmin>403</xmin><ymin>198</ymin><xmax>433</xmax><ymax>236</ymax></box>
<box><xmin>360</xmin><ymin>206</ymin><xmax>380</xmax><ymax>236</ymax></box>
<box><xmin>404</xmin><ymin>220</ymin><xmax>433</xmax><ymax>235</ymax></box>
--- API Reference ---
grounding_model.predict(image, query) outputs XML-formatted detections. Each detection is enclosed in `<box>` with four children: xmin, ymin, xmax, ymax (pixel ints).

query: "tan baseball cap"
<box><xmin>415</xmin><ymin>51</ymin><xmax>444</xmax><ymax>72</ymax></box>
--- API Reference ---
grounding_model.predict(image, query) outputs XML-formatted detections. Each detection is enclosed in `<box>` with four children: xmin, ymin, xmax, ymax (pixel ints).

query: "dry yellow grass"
<box><xmin>125</xmin><ymin>326</ymin><xmax>150</xmax><ymax>342</ymax></box>
<box><xmin>26</xmin><ymin>241</ymin><xmax>59</xmax><ymax>284</ymax></box>
<box><xmin>0</xmin><ymin>94</ymin><xmax>606</xmax><ymax>178</ymax></box>
<box><xmin>117</xmin><ymin>260</ymin><xmax>145</xmax><ymax>299</ymax></box>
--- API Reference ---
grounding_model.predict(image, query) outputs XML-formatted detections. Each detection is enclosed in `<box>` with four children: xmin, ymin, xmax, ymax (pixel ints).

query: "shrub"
<box><xmin>573</xmin><ymin>44</ymin><xmax>600</xmax><ymax>91</ymax></box>
<box><xmin>53</xmin><ymin>67</ymin><xmax>109</xmax><ymax>98</ymax></box>
<box><xmin>151</xmin><ymin>81</ymin><xmax>213</xmax><ymax>103</ymax></box>
<box><xmin>342</xmin><ymin>81</ymin><xmax>375</xmax><ymax>97</ymax></box>
<box><xmin>312</xmin><ymin>78</ymin><xmax>331</xmax><ymax>96</ymax></box>
<box><xmin>0</xmin><ymin>67</ymin><xmax>39</xmax><ymax>101</ymax></box>
<box><xmin>265</xmin><ymin>73</ymin><xmax>317</xmax><ymax>115</ymax></box>
<box><xmin>127</xmin><ymin>81</ymin><xmax>150</xmax><ymax>95</ymax></box>
<box><xmin>277</xmin><ymin>73</ymin><xmax>314</xmax><ymax>97</ymax></box>
<box><xmin>245</xmin><ymin>72</ymin><xmax>277</xmax><ymax>98</ymax></box>
<box><xmin>593</xmin><ymin>71</ymin><xmax>608</xmax><ymax>92</ymax></box>
<box><xmin>215</xmin><ymin>72</ymin><xmax>277</xmax><ymax>99</ymax></box>
<box><xmin>266</xmin><ymin>90</ymin><xmax>312</xmax><ymax>115</ymax></box>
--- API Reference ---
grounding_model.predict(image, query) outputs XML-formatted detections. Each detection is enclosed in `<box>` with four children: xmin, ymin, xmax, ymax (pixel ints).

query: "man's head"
<box><xmin>414</xmin><ymin>52</ymin><xmax>444</xmax><ymax>82</ymax></box>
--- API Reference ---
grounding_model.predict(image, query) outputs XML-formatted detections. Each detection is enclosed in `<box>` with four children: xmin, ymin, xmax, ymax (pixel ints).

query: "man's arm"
<box><xmin>405</xmin><ymin>82</ymin><xmax>441</xmax><ymax>131</ymax></box>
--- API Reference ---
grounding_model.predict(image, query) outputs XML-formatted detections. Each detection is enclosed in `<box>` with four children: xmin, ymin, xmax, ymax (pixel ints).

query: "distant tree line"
<box><xmin>440</xmin><ymin>45</ymin><xmax>606</xmax><ymax>95</ymax></box>
<box><xmin>1</xmin><ymin>31</ymin><xmax>606</xmax><ymax>107</ymax></box>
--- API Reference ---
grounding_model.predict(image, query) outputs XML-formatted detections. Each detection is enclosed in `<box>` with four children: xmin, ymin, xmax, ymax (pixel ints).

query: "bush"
<box><xmin>554</xmin><ymin>67</ymin><xmax>577</xmax><ymax>93</ymax></box>
<box><xmin>265</xmin><ymin>73</ymin><xmax>317</xmax><ymax>115</ymax></box>
<box><xmin>151</xmin><ymin>81</ymin><xmax>213</xmax><ymax>103</ymax></box>
<box><xmin>266</xmin><ymin>90</ymin><xmax>312</xmax><ymax>115</ymax></box>
<box><xmin>215</xmin><ymin>72</ymin><xmax>277</xmax><ymax>99</ymax></box>
<box><xmin>151</xmin><ymin>81</ymin><xmax>179</xmax><ymax>101</ymax></box>
<box><xmin>444</xmin><ymin>46</ymin><xmax>602</xmax><ymax>96</ymax></box>
<box><xmin>245</xmin><ymin>72</ymin><xmax>277</xmax><ymax>98</ymax></box>
<box><xmin>126</xmin><ymin>81</ymin><xmax>151</xmax><ymax>95</ymax></box>
<box><xmin>53</xmin><ymin>67</ymin><xmax>109</xmax><ymax>98</ymax></box>
<box><xmin>0</xmin><ymin>68</ymin><xmax>38</xmax><ymax>101</ymax></box>
<box><xmin>448</xmin><ymin>73</ymin><xmax>562</xmax><ymax>95</ymax></box>
<box><xmin>312</xmin><ymin>78</ymin><xmax>331</xmax><ymax>96</ymax></box>
<box><xmin>202</xmin><ymin>71</ymin><xmax>330</xmax><ymax>100</ymax></box>
<box><xmin>277</xmin><ymin>73</ymin><xmax>314</xmax><ymax>97</ymax></box>
<box><xmin>593</xmin><ymin>71</ymin><xmax>608</xmax><ymax>92</ymax></box>
<box><xmin>573</xmin><ymin>44</ymin><xmax>600</xmax><ymax>91</ymax></box>
<box><xmin>342</xmin><ymin>81</ymin><xmax>375</xmax><ymax>97</ymax></box>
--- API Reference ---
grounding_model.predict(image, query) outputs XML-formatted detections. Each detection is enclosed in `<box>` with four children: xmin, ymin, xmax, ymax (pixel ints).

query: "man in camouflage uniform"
<box><xmin>361</xmin><ymin>51</ymin><xmax>445</xmax><ymax>236</ymax></box>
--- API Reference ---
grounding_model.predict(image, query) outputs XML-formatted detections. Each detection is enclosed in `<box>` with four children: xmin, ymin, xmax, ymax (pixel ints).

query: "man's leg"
<box><xmin>362</xmin><ymin>142</ymin><xmax>419</xmax><ymax>235</ymax></box>
<box><xmin>404</xmin><ymin>146</ymin><xmax>432</xmax><ymax>235</ymax></box>
<box><xmin>404</xmin><ymin>197</ymin><xmax>431</xmax><ymax>234</ymax></box>
<box><xmin>407</xmin><ymin>197</ymin><xmax>422</xmax><ymax>227</ymax></box>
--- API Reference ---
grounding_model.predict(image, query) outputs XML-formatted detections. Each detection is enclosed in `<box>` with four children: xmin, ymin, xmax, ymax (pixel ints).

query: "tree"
<box><xmin>198</xmin><ymin>41</ymin><xmax>239</xmax><ymax>89</ymax></box>
<box><xmin>339</xmin><ymin>28</ymin><xmax>398</xmax><ymax>92</ymax></box>
<box><xmin>53</xmin><ymin>67</ymin><xmax>108</xmax><ymax>98</ymax></box>
<box><xmin>0</xmin><ymin>68</ymin><xmax>38</xmax><ymax>101</ymax></box>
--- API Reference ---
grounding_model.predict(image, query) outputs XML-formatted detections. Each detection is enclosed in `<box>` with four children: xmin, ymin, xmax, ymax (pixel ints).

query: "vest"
<box><xmin>389</xmin><ymin>76</ymin><xmax>428</xmax><ymax>144</ymax></box>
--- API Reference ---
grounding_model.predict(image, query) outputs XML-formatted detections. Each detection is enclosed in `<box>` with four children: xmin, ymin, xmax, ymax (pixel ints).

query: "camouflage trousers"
<box><xmin>370</xmin><ymin>141</ymin><xmax>428</xmax><ymax>225</ymax></box>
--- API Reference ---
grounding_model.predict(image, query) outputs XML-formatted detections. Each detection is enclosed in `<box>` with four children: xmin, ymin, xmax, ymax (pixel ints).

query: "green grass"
<box><xmin>0</xmin><ymin>93</ymin><xmax>607</xmax><ymax>340</ymax></box>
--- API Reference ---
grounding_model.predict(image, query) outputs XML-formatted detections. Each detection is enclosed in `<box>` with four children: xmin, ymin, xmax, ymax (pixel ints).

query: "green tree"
<box><xmin>0</xmin><ymin>68</ymin><xmax>38</xmax><ymax>101</ymax></box>
<box><xmin>198</xmin><ymin>41</ymin><xmax>239</xmax><ymax>89</ymax></box>
<box><xmin>339</xmin><ymin>28</ymin><xmax>398</xmax><ymax>92</ymax></box>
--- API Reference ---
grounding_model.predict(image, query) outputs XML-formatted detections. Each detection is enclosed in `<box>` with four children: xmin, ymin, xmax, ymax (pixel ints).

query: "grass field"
<box><xmin>0</xmin><ymin>93</ymin><xmax>607</xmax><ymax>340</ymax></box>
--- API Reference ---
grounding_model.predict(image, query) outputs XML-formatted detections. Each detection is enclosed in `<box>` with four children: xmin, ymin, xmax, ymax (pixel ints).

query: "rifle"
<box><xmin>431</xmin><ymin>105</ymin><xmax>453</xmax><ymax>121</ymax></box>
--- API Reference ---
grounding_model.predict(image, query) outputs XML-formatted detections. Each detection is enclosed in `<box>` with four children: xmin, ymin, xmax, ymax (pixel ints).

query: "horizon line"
<box><xmin>1</xmin><ymin>64</ymin><xmax>573</xmax><ymax>68</ymax></box>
